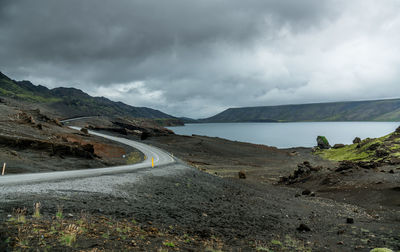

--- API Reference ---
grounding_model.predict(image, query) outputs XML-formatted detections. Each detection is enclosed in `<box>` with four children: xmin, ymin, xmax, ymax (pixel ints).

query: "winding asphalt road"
<box><xmin>0</xmin><ymin>127</ymin><xmax>175</xmax><ymax>186</ymax></box>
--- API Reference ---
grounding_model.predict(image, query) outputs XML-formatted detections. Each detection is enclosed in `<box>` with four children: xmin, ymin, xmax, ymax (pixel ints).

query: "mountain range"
<box><xmin>0</xmin><ymin>71</ymin><xmax>175</xmax><ymax>119</ymax></box>
<box><xmin>201</xmin><ymin>99</ymin><xmax>400</xmax><ymax>122</ymax></box>
<box><xmin>2</xmin><ymin>71</ymin><xmax>400</xmax><ymax>123</ymax></box>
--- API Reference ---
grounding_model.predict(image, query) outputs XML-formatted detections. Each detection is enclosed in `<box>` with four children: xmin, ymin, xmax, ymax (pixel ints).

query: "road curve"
<box><xmin>0</xmin><ymin>127</ymin><xmax>175</xmax><ymax>186</ymax></box>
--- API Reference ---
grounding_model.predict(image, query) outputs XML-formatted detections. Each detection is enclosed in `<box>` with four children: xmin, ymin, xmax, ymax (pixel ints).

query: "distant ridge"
<box><xmin>0</xmin><ymin>71</ymin><xmax>175</xmax><ymax>119</ymax></box>
<box><xmin>201</xmin><ymin>99</ymin><xmax>400</xmax><ymax>122</ymax></box>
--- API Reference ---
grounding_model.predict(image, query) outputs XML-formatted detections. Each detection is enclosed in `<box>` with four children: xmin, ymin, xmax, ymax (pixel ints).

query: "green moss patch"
<box><xmin>316</xmin><ymin>132</ymin><xmax>400</xmax><ymax>162</ymax></box>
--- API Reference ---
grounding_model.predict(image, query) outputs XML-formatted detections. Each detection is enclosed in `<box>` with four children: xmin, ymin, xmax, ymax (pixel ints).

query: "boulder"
<box><xmin>335</xmin><ymin>161</ymin><xmax>358</xmax><ymax>172</ymax></box>
<box><xmin>36</xmin><ymin>123</ymin><xmax>43</xmax><ymax>130</ymax></box>
<box><xmin>316</xmin><ymin>136</ymin><xmax>330</xmax><ymax>149</ymax></box>
<box><xmin>80</xmin><ymin>128</ymin><xmax>89</xmax><ymax>135</ymax></box>
<box><xmin>353</xmin><ymin>137</ymin><xmax>361</xmax><ymax>144</ymax></box>
<box><xmin>297</xmin><ymin>223</ymin><xmax>311</xmax><ymax>232</ymax></box>
<box><xmin>333</xmin><ymin>144</ymin><xmax>345</xmax><ymax>149</ymax></box>
<box><xmin>238</xmin><ymin>171</ymin><xmax>246</xmax><ymax>179</ymax></box>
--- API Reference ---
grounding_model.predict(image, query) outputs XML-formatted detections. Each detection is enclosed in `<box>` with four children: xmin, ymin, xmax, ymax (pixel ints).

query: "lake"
<box><xmin>167</xmin><ymin>122</ymin><xmax>400</xmax><ymax>148</ymax></box>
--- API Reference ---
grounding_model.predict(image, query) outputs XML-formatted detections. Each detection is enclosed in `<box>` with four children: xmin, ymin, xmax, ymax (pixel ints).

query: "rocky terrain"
<box><xmin>0</xmin><ymin>96</ymin><xmax>398</xmax><ymax>251</ymax></box>
<box><xmin>0</xmin><ymin>99</ymin><xmax>142</xmax><ymax>174</ymax></box>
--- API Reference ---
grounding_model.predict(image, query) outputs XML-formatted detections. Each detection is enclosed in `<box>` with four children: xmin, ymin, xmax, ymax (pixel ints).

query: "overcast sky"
<box><xmin>1</xmin><ymin>0</ymin><xmax>400</xmax><ymax>118</ymax></box>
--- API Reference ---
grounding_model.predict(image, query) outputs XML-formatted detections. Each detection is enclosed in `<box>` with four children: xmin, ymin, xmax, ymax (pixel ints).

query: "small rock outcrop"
<box><xmin>238</xmin><ymin>171</ymin><xmax>246</xmax><ymax>179</ymax></box>
<box><xmin>335</xmin><ymin>161</ymin><xmax>358</xmax><ymax>172</ymax></box>
<box><xmin>376</xmin><ymin>149</ymin><xmax>389</xmax><ymax>157</ymax></box>
<box><xmin>279</xmin><ymin>161</ymin><xmax>321</xmax><ymax>184</ymax></box>
<box><xmin>353</xmin><ymin>137</ymin><xmax>361</xmax><ymax>144</ymax></box>
<box><xmin>317</xmin><ymin>136</ymin><xmax>331</xmax><ymax>149</ymax></box>
<box><xmin>80</xmin><ymin>128</ymin><xmax>89</xmax><ymax>135</ymax></box>
<box><xmin>333</xmin><ymin>144</ymin><xmax>345</xmax><ymax>149</ymax></box>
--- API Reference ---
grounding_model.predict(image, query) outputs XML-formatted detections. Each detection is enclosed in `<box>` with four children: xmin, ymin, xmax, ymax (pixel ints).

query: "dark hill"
<box><xmin>0</xmin><ymin>71</ymin><xmax>175</xmax><ymax>119</ymax></box>
<box><xmin>202</xmin><ymin>99</ymin><xmax>400</xmax><ymax>122</ymax></box>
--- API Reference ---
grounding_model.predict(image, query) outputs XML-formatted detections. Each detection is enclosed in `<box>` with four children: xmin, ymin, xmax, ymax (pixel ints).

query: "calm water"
<box><xmin>168</xmin><ymin>122</ymin><xmax>400</xmax><ymax>148</ymax></box>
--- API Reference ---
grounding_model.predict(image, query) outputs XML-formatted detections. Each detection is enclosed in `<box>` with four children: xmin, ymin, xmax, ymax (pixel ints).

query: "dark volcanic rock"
<box><xmin>389</xmin><ymin>158</ymin><xmax>400</xmax><ymax>165</ymax></box>
<box><xmin>368</xmin><ymin>143</ymin><xmax>380</xmax><ymax>151</ymax></box>
<box><xmin>333</xmin><ymin>144</ymin><xmax>345</xmax><ymax>149</ymax></box>
<box><xmin>279</xmin><ymin>161</ymin><xmax>321</xmax><ymax>184</ymax></box>
<box><xmin>335</xmin><ymin>161</ymin><xmax>358</xmax><ymax>172</ymax></box>
<box><xmin>297</xmin><ymin>223</ymin><xmax>311</xmax><ymax>232</ymax></box>
<box><xmin>346</xmin><ymin>218</ymin><xmax>354</xmax><ymax>224</ymax></box>
<box><xmin>80</xmin><ymin>128</ymin><xmax>89</xmax><ymax>135</ymax></box>
<box><xmin>302</xmin><ymin>189</ymin><xmax>311</xmax><ymax>195</ymax></box>
<box><xmin>357</xmin><ymin>161</ymin><xmax>378</xmax><ymax>169</ymax></box>
<box><xmin>353</xmin><ymin>137</ymin><xmax>361</xmax><ymax>144</ymax></box>
<box><xmin>317</xmin><ymin>136</ymin><xmax>331</xmax><ymax>149</ymax></box>
<box><xmin>238</xmin><ymin>171</ymin><xmax>246</xmax><ymax>179</ymax></box>
<box><xmin>376</xmin><ymin>149</ymin><xmax>389</xmax><ymax>157</ymax></box>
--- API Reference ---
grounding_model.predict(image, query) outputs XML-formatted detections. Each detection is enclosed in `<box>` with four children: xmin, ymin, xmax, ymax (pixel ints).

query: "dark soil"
<box><xmin>1</xmin><ymin>164</ymin><xmax>399</xmax><ymax>251</ymax></box>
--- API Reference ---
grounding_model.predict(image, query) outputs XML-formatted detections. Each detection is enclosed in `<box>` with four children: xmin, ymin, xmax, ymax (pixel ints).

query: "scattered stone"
<box><xmin>357</xmin><ymin>161</ymin><xmax>378</xmax><ymax>169</ymax></box>
<box><xmin>337</xmin><ymin>229</ymin><xmax>345</xmax><ymax>235</ymax></box>
<box><xmin>311</xmin><ymin>147</ymin><xmax>319</xmax><ymax>152</ymax></box>
<box><xmin>295</xmin><ymin>193</ymin><xmax>301</xmax><ymax>197</ymax></box>
<box><xmin>368</xmin><ymin>143</ymin><xmax>380</xmax><ymax>151</ymax></box>
<box><xmin>389</xmin><ymin>169</ymin><xmax>394</xmax><ymax>174</ymax></box>
<box><xmin>37</xmin><ymin>123</ymin><xmax>43</xmax><ymax>130</ymax></box>
<box><xmin>140</xmin><ymin>131</ymin><xmax>149</xmax><ymax>140</ymax></box>
<box><xmin>52</xmin><ymin>118</ymin><xmax>63</xmax><ymax>127</ymax></box>
<box><xmin>297</xmin><ymin>223</ymin><xmax>311</xmax><ymax>232</ymax></box>
<box><xmin>302</xmin><ymin>189</ymin><xmax>311</xmax><ymax>195</ymax></box>
<box><xmin>310</xmin><ymin>165</ymin><xmax>322</xmax><ymax>172</ymax></box>
<box><xmin>9</xmin><ymin>150</ymin><xmax>18</xmax><ymax>156</ymax></box>
<box><xmin>289</xmin><ymin>151</ymin><xmax>298</xmax><ymax>156</ymax></box>
<box><xmin>346</xmin><ymin>217</ymin><xmax>354</xmax><ymax>224</ymax></box>
<box><xmin>238</xmin><ymin>171</ymin><xmax>246</xmax><ymax>179</ymax></box>
<box><xmin>333</xmin><ymin>144</ymin><xmax>345</xmax><ymax>149</ymax></box>
<box><xmin>376</xmin><ymin>149</ymin><xmax>389</xmax><ymax>157</ymax></box>
<box><xmin>310</xmin><ymin>192</ymin><xmax>316</xmax><ymax>197</ymax></box>
<box><xmin>353</xmin><ymin>137</ymin><xmax>361</xmax><ymax>144</ymax></box>
<box><xmin>317</xmin><ymin>136</ymin><xmax>331</xmax><ymax>149</ymax></box>
<box><xmin>389</xmin><ymin>157</ymin><xmax>400</xmax><ymax>165</ymax></box>
<box><xmin>278</xmin><ymin>176</ymin><xmax>288</xmax><ymax>183</ymax></box>
<box><xmin>80</xmin><ymin>128</ymin><xmax>89</xmax><ymax>135</ymax></box>
<box><xmin>335</xmin><ymin>161</ymin><xmax>358</xmax><ymax>172</ymax></box>
<box><xmin>337</xmin><ymin>241</ymin><xmax>344</xmax><ymax>245</ymax></box>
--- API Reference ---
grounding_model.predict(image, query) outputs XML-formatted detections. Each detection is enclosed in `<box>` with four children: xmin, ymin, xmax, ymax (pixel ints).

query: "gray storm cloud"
<box><xmin>1</xmin><ymin>0</ymin><xmax>400</xmax><ymax>117</ymax></box>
